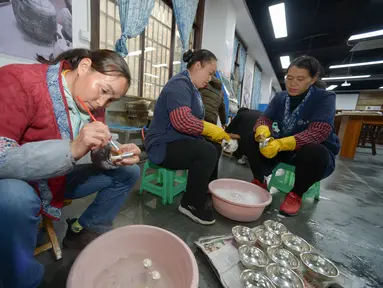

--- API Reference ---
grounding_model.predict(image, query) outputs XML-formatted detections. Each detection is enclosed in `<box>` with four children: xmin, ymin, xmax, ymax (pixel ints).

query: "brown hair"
<box><xmin>36</xmin><ymin>49</ymin><xmax>131</xmax><ymax>85</ymax></box>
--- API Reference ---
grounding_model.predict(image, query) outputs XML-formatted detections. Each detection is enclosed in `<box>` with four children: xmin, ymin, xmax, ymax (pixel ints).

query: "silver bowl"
<box><xmin>266</xmin><ymin>263</ymin><xmax>304</xmax><ymax>288</ymax></box>
<box><xmin>281</xmin><ymin>233</ymin><xmax>311</xmax><ymax>256</ymax></box>
<box><xmin>300</xmin><ymin>252</ymin><xmax>339</xmax><ymax>281</ymax></box>
<box><xmin>239</xmin><ymin>245</ymin><xmax>269</xmax><ymax>269</ymax></box>
<box><xmin>232</xmin><ymin>226</ymin><xmax>257</xmax><ymax>245</ymax></box>
<box><xmin>267</xmin><ymin>246</ymin><xmax>300</xmax><ymax>270</ymax></box>
<box><xmin>263</xmin><ymin>220</ymin><xmax>288</xmax><ymax>236</ymax></box>
<box><xmin>255</xmin><ymin>229</ymin><xmax>281</xmax><ymax>249</ymax></box>
<box><xmin>240</xmin><ymin>269</ymin><xmax>276</xmax><ymax>288</ymax></box>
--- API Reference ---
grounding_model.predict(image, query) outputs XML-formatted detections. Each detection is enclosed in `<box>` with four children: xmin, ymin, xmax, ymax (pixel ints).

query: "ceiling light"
<box><xmin>330</xmin><ymin>60</ymin><xmax>383</xmax><ymax>69</ymax></box>
<box><xmin>322</xmin><ymin>75</ymin><xmax>371</xmax><ymax>81</ymax></box>
<box><xmin>280</xmin><ymin>55</ymin><xmax>290</xmax><ymax>69</ymax></box>
<box><xmin>152</xmin><ymin>63</ymin><xmax>167</xmax><ymax>68</ymax></box>
<box><xmin>326</xmin><ymin>85</ymin><xmax>338</xmax><ymax>91</ymax></box>
<box><xmin>268</xmin><ymin>3</ymin><xmax>288</xmax><ymax>39</ymax></box>
<box><xmin>380</xmin><ymin>86</ymin><xmax>383</xmax><ymax>89</ymax></box>
<box><xmin>348</xmin><ymin>29</ymin><xmax>383</xmax><ymax>41</ymax></box>
<box><xmin>128</xmin><ymin>47</ymin><xmax>155</xmax><ymax>57</ymax></box>
<box><xmin>144</xmin><ymin>73</ymin><xmax>159</xmax><ymax>79</ymax></box>
<box><xmin>341</xmin><ymin>81</ymin><xmax>351</xmax><ymax>87</ymax></box>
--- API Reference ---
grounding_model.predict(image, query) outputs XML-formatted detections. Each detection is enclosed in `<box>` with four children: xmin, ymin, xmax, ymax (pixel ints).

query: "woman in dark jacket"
<box><xmin>243</xmin><ymin>56</ymin><xmax>340</xmax><ymax>216</ymax></box>
<box><xmin>200</xmin><ymin>75</ymin><xmax>227</xmax><ymax>126</ymax></box>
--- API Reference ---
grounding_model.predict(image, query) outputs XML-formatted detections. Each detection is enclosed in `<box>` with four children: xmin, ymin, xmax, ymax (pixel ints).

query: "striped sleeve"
<box><xmin>253</xmin><ymin>116</ymin><xmax>273</xmax><ymax>132</ymax></box>
<box><xmin>294</xmin><ymin>122</ymin><xmax>332</xmax><ymax>149</ymax></box>
<box><xmin>170</xmin><ymin>106</ymin><xmax>204</xmax><ymax>136</ymax></box>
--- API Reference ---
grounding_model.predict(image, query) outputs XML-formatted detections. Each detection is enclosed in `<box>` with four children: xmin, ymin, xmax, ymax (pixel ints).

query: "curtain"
<box><xmin>172</xmin><ymin>0</ymin><xmax>199</xmax><ymax>71</ymax></box>
<box><xmin>237</xmin><ymin>45</ymin><xmax>247</xmax><ymax>103</ymax></box>
<box><xmin>115</xmin><ymin>0</ymin><xmax>155</xmax><ymax>57</ymax></box>
<box><xmin>251</xmin><ymin>65</ymin><xmax>262</xmax><ymax>110</ymax></box>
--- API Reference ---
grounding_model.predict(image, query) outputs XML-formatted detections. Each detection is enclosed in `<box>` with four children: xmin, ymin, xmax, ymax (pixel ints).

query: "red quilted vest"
<box><xmin>0</xmin><ymin>61</ymin><xmax>105</xmax><ymax>219</ymax></box>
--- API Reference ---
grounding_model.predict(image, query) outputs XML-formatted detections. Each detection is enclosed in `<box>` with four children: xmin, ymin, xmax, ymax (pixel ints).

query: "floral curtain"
<box><xmin>172</xmin><ymin>0</ymin><xmax>199</xmax><ymax>71</ymax></box>
<box><xmin>115</xmin><ymin>0</ymin><xmax>155</xmax><ymax>57</ymax></box>
<box><xmin>251</xmin><ymin>64</ymin><xmax>262</xmax><ymax>110</ymax></box>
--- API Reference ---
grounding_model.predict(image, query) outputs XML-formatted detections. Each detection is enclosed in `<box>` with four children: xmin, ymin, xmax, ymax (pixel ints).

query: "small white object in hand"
<box><xmin>143</xmin><ymin>258</ymin><xmax>152</xmax><ymax>268</ymax></box>
<box><xmin>222</xmin><ymin>139</ymin><xmax>238</xmax><ymax>153</ymax></box>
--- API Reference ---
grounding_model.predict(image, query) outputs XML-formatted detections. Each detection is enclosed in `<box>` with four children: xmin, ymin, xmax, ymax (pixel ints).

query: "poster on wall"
<box><xmin>241</xmin><ymin>67</ymin><xmax>253</xmax><ymax>108</ymax></box>
<box><xmin>0</xmin><ymin>0</ymin><xmax>72</xmax><ymax>61</ymax></box>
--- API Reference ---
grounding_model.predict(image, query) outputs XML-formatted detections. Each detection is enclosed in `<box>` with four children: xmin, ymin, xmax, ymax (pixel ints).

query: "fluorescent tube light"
<box><xmin>280</xmin><ymin>55</ymin><xmax>290</xmax><ymax>69</ymax></box>
<box><xmin>326</xmin><ymin>85</ymin><xmax>338</xmax><ymax>91</ymax></box>
<box><xmin>128</xmin><ymin>47</ymin><xmax>155</xmax><ymax>57</ymax></box>
<box><xmin>144</xmin><ymin>73</ymin><xmax>159</xmax><ymax>79</ymax></box>
<box><xmin>322</xmin><ymin>75</ymin><xmax>371</xmax><ymax>81</ymax></box>
<box><xmin>268</xmin><ymin>3</ymin><xmax>288</xmax><ymax>39</ymax></box>
<box><xmin>152</xmin><ymin>63</ymin><xmax>167</xmax><ymax>68</ymax></box>
<box><xmin>379</xmin><ymin>86</ymin><xmax>383</xmax><ymax>89</ymax></box>
<box><xmin>330</xmin><ymin>60</ymin><xmax>383</xmax><ymax>69</ymax></box>
<box><xmin>348</xmin><ymin>29</ymin><xmax>383</xmax><ymax>41</ymax></box>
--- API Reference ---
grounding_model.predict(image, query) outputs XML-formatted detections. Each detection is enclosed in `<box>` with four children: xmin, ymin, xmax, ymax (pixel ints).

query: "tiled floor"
<box><xmin>38</xmin><ymin>148</ymin><xmax>383</xmax><ymax>288</ymax></box>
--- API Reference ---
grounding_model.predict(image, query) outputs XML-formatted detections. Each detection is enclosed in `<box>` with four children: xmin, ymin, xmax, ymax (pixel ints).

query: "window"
<box><xmin>97</xmin><ymin>0</ymin><xmax>204</xmax><ymax>100</ymax></box>
<box><xmin>173</xmin><ymin>26</ymin><xmax>195</xmax><ymax>75</ymax></box>
<box><xmin>143</xmin><ymin>1</ymin><xmax>173</xmax><ymax>99</ymax></box>
<box><xmin>100</xmin><ymin>0</ymin><xmax>141</xmax><ymax>97</ymax></box>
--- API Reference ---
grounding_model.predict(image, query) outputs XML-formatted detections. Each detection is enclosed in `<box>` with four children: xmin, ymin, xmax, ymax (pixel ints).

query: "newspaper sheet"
<box><xmin>195</xmin><ymin>227</ymin><xmax>357</xmax><ymax>288</ymax></box>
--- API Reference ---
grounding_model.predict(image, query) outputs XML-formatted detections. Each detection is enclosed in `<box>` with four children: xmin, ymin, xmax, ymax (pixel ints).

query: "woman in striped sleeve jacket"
<box><xmin>243</xmin><ymin>56</ymin><xmax>340</xmax><ymax>216</ymax></box>
<box><xmin>144</xmin><ymin>49</ymin><xmax>231</xmax><ymax>225</ymax></box>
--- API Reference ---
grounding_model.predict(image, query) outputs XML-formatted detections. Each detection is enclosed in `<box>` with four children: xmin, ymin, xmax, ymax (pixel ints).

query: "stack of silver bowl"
<box><xmin>233</xmin><ymin>220</ymin><xmax>340</xmax><ymax>288</ymax></box>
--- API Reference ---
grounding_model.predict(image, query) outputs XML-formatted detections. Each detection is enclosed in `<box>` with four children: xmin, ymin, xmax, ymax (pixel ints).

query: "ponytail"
<box><xmin>36</xmin><ymin>49</ymin><xmax>132</xmax><ymax>85</ymax></box>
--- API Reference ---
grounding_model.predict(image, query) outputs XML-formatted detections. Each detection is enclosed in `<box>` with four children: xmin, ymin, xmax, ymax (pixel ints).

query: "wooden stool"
<box><xmin>34</xmin><ymin>200</ymin><xmax>72</xmax><ymax>260</ymax></box>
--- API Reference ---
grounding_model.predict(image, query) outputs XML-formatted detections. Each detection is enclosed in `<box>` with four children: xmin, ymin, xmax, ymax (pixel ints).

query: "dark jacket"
<box><xmin>226</xmin><ymin>108</ymin><xmax>263</xmax><ymax>137</ymax></box>
<box><xmin>200</xmin><ymin>76</ymin><xmax>226</xmax><ymax>125</ymax></box>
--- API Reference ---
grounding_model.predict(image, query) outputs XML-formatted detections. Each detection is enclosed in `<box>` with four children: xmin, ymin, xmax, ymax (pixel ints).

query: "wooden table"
<box><xmin>335</xmin><ymin>113</ymin><xmax>383</xmax><ymax>159</ymax></box>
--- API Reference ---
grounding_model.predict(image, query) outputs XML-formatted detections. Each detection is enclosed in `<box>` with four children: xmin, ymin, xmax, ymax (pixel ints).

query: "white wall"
<box><xmin>0</xmin><ymin>0</ymin><xmax>90</xmax><ymax>67</ymax></box>
<box><xmin>229</xmin><ymin>0</ymin><xmax>281</xmax><ymax>92</ymax></box>
<box><xmin>202</xmin><ymin>0</ymin><xmax>236</xmax><ymax>78</ymax></box>
<box><xmin>336</xmin><ymin>93</ymin><xmax>359</xmax><ymax>110</ymax></box>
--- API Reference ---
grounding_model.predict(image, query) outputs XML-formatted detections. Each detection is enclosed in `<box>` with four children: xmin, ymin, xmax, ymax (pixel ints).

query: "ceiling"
<box><xmin>245</xmin><ymin>0</ymin><xmax>383</xmax><ymax>92</ymax></box>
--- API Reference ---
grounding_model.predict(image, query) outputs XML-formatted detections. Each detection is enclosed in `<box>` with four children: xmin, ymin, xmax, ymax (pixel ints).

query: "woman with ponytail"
<box><xmin>0</xmin><ymin>49</ymin><xmax>141</xmax><ymax>287</ymax></box>
<box><xmin>145</xmin><ymin>49</ymin><xmax>231</xmax><ymax>225</ymax></box>
<box><xmin>243</xmin><ymin>56</ymin><xmax>340</xmax><ymax>216</ymax></box>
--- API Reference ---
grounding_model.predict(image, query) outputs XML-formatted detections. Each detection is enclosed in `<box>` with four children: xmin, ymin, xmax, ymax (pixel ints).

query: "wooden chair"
<box><xmin>34</xmin><ymin>200</ymin><xmax>72</xmax><ymax>260</ymax></box>
<box><xmin>358</xmin><ymin>124</ymin><xmax>383</xmax><ymax>155</ymax></box>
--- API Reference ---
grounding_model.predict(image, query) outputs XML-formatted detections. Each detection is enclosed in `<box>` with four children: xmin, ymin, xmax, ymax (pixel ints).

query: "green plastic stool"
<box><xmin>268</xmin><ymin>163</ymin><xmax>320</xmax><ymax>200</ymax></box>
<box><xmin>139</xmin><ymin>160</ymin><xmax>188</xmax><ymax>204</ymax></box>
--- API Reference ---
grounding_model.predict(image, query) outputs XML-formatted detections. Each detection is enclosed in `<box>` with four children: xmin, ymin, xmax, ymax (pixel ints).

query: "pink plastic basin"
<box><xmin>209</xmin><ymin>178</ymin><xmax>272</xmax><ymax>222</ymax></box>
<box><xmin>67</xmin><ymin>225</ymin><xmax>199</xmax><ymax>288</ymax></box>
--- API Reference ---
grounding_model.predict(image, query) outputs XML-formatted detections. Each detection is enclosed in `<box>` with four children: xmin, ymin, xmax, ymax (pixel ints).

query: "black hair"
<box><xmin>287</xmin><ymin>55</ymin><xmax>326</xmax><ymax>88</ymax></box>
<box><xmin>238</xmin><ymin>107</ymin><xmax>249</xmax><ymax>114</ymax></box>
<box><xmin>36</xmin><ymin>49</ymin><xmax>131</xmax><ymax>86</ymax></box>
<box><xmin>183</xmin><ymin>49</ymin><xmax>217</xmax><ymax>69</ymax></box>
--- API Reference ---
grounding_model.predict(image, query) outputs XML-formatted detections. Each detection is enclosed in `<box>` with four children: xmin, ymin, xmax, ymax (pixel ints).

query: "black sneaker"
<box><xmin>178</xmin><ymin>203</ymin><xmax>216</xmax><ymax>225</ymax></box>
<box><xmin>62</xmin><ymin>218</ymin><xmax>100</xmax><ymax>250</ymax></box>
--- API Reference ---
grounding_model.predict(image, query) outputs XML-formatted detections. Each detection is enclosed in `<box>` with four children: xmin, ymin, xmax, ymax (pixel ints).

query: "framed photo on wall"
<box><xmin>0</xmin><ymin>0</ymin><xmax>72</xmax><ymax>61</ymax></box>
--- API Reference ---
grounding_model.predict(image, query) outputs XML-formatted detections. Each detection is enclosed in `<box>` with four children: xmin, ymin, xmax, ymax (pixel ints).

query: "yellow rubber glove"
<box><xmin>260</xmin><ymin>136</ymin><xmax>296</xmax><ymax>159</ymax></box>
<box><xmin>254</xmin><ymin>125</ymin><xmax>271</xmax><ymax>142</ymax></box>
<box><xmin>202</xmin><ymin>121</ymin><xmax>231</xmax><ymax>143</ymax></box>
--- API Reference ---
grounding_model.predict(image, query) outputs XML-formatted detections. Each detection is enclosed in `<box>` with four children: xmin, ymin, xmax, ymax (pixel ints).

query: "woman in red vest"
<box><xmin>0</xmin><ymin>49</ymin><xmax>141</xmax><ymax>287</ymax></box>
